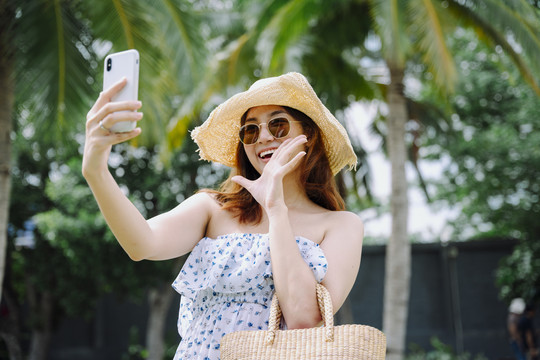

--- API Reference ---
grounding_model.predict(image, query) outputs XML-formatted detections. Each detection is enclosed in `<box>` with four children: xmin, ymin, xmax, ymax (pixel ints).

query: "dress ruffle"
<box><xmin>171</xmin><ymin>233</ymin><xmax>327</xmax><ymax>360</ymax></box>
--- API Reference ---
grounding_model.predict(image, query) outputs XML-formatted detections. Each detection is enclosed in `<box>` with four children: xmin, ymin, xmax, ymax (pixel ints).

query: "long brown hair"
<box><xmin>201</xmin><ymin>106</ymin><xmax>345</xmax><ymax>224</ymax></box>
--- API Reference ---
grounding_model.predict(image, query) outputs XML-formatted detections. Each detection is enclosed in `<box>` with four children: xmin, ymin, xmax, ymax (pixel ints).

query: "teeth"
<box><xmin>259</xmin><ymin>149</ymin><xmax>275</xmax><ymax>158</ymax></box>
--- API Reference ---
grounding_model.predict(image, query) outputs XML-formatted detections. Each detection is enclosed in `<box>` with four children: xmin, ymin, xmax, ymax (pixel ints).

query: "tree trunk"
<box><xmin>1</xmin><ymin>332</ymin><xmax>22</xmax><ymax>360</ymax></box>
<box><xmin>383</xmin><ymin>66</ymin><xmax>411</xmax><ymax>360</ymax></box>
<box><xmin>146</xmin><ymin>283</ymin><xmax>175</xmax><ymax>360</ymax></box>
<box><xmin>0</xmin><ymin>0</ymin><xmax>15</xmax><ymax>304</ymax></box>
<box><xmin>146</xmin><ymin>257</ymin><xmax>185</xmax><ymax>360</ymax></box>
<box><xmin>27</xmin><ymin>289</ymin><xmax>54</xmax><ymax>360</ymax></box>
<box><xmin>0</xmin><ymin>281</ymin><xmax>23</xmax><ymax>360</ymax></box>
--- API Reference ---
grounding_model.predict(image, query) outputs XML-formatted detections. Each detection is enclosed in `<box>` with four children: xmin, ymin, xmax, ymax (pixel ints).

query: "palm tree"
<box><xmin>371</xmin><ymin>2</ymin><xmax>540</xmax><ymax>357</ymax></box>
<box><xmin>1</xmin><ymin>1</ymin><xmax>209</xmax><ymax>358</ymax></box>
<box><xmin>197</xmin><ymin>0</ymin><xmax>540</xmax><ymax>358</ymax></box>
<box><xmin>0</xmin><ymin>0</ymin><xmax>15</xmax><ymax>311</ymax></box>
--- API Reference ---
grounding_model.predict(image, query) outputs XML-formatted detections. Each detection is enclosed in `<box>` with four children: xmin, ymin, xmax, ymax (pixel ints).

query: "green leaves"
<box><xmin>496</xmin><ymin>240</ymin><xmax>540</xmax><ymax>304</ymax></box>
<box><xmin>14</xmin><ymin>0</ymin><xmax>96</xmax><ymax>143</ymax></box>
<box><xmin>445</xmin><ymin>0</ymin><xmax>540</xmax><ymax>95</ymax></box>
<box><xmin>425</xmin><ymin>30</ymin><xmax>540</xmax><ymax>241</ymax></box>
<box><xmin>408</xmin><ymin>0</ymin><xmax>456</xmax><ymax>92</ymax></box>
<box><xmin>369</xmin><ymin>0</ymin><xmax>410</xmax><ymax>68</ymax></box>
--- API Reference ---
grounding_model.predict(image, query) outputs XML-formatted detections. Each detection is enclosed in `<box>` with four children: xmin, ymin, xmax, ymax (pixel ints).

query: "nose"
<box><xmin>257</xmin><ymin>123</ymin><xmax>274</xmax><ymax>143</ymax></box>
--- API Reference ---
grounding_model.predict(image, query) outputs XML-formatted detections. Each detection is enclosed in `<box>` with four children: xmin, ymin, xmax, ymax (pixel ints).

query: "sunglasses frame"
<box><xmin>239</xmin><ymin>118</ymin><xmax>301</xmax><ymax>145</ymax></box>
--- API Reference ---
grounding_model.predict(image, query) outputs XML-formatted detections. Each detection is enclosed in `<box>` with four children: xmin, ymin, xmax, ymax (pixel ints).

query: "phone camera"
<box><xmin>106</xmin><ymin>58</ymin><xmax>112</xmax><ymax>71</ymax></box>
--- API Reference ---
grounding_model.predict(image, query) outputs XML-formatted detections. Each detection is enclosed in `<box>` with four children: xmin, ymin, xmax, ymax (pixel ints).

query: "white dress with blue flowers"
<box><xmin>171</xmin><ymin>233</ymin><xmax>328</xmax><ymax>360</ymax></box>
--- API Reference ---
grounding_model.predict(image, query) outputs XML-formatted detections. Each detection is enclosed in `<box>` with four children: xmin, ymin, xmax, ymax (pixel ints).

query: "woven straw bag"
<box><xmin>220</xmin><ymin>284</ymin><xmax>386</xmax><ymax>359</ymax></box>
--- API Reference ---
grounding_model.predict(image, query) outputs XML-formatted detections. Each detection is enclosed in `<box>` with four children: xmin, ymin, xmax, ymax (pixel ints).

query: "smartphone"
<box><xmin>103</xmin><ymin>49</ymin><xmax>140</xmax><ymax>133</ymax></box>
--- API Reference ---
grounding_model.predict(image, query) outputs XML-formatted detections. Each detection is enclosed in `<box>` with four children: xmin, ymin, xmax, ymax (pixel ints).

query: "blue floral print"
<box><xmin>171</xmin><ymin>233</ymin><xmax>327</xmax><ymax>360</ymax></box>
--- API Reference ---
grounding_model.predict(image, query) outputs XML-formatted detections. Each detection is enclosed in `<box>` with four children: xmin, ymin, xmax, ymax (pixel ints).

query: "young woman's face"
<box><xmin>241</xmin><ymin>105</ymin><xmax>304</xmax><ymax>174</ymax></box>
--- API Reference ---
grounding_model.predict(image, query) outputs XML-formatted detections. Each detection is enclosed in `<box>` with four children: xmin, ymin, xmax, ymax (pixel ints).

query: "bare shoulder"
<box><xmin>186</xmin><ymin>190</ymin><xmax>216</xmax><ymax>204</ymax></box>
<box><xmin>149</xmin><ymin>191</ymin><xmax>216</xmax><ymax>227</ymax></box>
<box><xmin>320</xmin><ymin>210</ymin><xmax>364</xmax><ymax>247</ymax></box>
<box><xmin>327</xmin><ymin>210</ymin><xmax>364</xmax><ymax>234</ymax></box>
<box><xmin>177</xmin><ymin>191</ymin><xmax>220</xmax><ymax>212</ymax></box>
<box><xmin>330</xmin><ymin>210</ymin><xmax>363</xmax><ymax>226</ymax></box>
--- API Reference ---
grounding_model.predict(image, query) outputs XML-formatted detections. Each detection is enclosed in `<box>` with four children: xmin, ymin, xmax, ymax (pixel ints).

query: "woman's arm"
<box><xmin>232</xmin><ymin>136</ymin><xmax>319</xmax><ymax>328</ymax></box>
<box><xmin>269</xmin><ymin>209</ymin><xmax>363</xmax><ymax>329</ymax></box>
<box><xmin>319</xmin><ymin>212</ymin><xmax>364</xmax><ymax>312</ymax></box>
<box><xmin>83</xmin><ymin>78</ymin><xmax>210</xmax><ymax>261</ymax></box>
<box><xmin>267</xmin><ymin>207</ymin><xmax>321</xmax><ymax>329</ymax></box>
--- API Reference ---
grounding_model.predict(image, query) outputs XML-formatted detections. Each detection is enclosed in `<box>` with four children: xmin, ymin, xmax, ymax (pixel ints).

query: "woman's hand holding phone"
<box><xmin>82</xmin><ymin>77</ymin><xmax>143</xmax><ymax>179</ymax></box>
<box><xmin>83</xmin><ymin>49</ymin><xmax>142</xmax><ymax>179</ymax></box>
<box><xmin>81</xmin><ymin>49</ymin><xmax>162</xmax><ymax>264</ymax></box>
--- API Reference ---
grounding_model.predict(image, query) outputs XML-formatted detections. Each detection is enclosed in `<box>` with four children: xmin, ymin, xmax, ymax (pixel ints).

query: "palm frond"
<box><xmin>156</xmin><ymin>0</ymin><xmax>208</xmax><ymax>83</ymax></box>
<box><xmin>369</xmin><ymin>0</ymin><xmax>410</xmax><ymax>67</ymax></box>
<box><xmin>256</xmin><ymin>0</ymin><xmax>328</xmax><ymax>75</ymax></box>
<box><xmin>303</xmin><ymin>48</ymin><xmax>377</xmax><ymax>112</ymax></box>
<box><xmin>86</xmin><ymin>0</ymin><xmax>213</xmax><ymax>147</ymax></box>
<box><xmin>310</xmin><ymin>0</ymin><xmax>373</xmax><ymax>54</ymax></box>
<box><xmin>479</xmin><ymin>0</ymin><xmax>540</xmax><ymax>65</ymax></box>
<box><xmin>408</xmin><ymin>0</ymin><xmax>457</xmax><ymax>93</ymax></box>
<box><xmin>14</xmin><ymin>0</ymin><xmax>97</xmax><ymax>148</ymax></box>
<box><xmin>446</xmin><ymin>0</ymin><xmax>540</xmax><ymax>95</ymax></box>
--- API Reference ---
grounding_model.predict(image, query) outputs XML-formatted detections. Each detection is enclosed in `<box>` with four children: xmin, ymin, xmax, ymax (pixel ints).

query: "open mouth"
<box><xmin>258</xmin><ymin>149</ymin><xmax>276</xmax><ymax>160</ymax></box>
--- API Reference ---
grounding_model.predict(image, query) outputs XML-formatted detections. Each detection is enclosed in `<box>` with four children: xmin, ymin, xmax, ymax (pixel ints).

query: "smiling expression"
<box><xmin>241</xmin><ymin>105</ymin><xmax>304</xmax><ymax>174</ymax></box>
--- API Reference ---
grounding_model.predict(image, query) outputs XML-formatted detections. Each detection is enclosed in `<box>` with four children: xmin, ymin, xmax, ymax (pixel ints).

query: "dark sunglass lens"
<box><xmin>268</xmin><ymin>118</ymin><xmax>290</xmax><ymax>139</ymax></box>
<box><xmin>240</xmin><ymin>124</ymin><xmax>259</xmax><ymax>144</ymax></box>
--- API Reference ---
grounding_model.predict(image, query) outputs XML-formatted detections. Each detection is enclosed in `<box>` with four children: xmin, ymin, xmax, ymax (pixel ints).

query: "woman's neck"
<box><xmin>282</xmin><ymin>172</ymin><xmax>313</xmax><ymax>210</ymax></box>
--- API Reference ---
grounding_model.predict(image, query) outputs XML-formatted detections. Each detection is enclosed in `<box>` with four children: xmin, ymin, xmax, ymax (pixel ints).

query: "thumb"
<box><xmin>231</xmin><ymin>175</ymin><xmax>251</xmax><ymax>189</ymax></box>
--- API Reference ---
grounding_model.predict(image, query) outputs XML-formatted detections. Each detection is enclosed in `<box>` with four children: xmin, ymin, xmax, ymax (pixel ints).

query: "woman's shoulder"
<box><xmin>317</xmin><ymin>208</ymin><xmax>363</xmax><ymax>228</ymax></box>
<box><xmin>293</xmin><ymin>206</ymin><xmax>362</xmax><ymax>245</ymax></box>
<box><xmin>172</xmin><ymin>191</ymin><xmax>223</xmax><ymax>221</ymax></box>
<box><xmin>318</xmin><ymin>209</ymin><xmax>363</xmax><ymax>244</ymax></box>
<box><xmin>188</xmin><ymin>190</ymin><xmax>221</xmax><ymax>207</ymax></box>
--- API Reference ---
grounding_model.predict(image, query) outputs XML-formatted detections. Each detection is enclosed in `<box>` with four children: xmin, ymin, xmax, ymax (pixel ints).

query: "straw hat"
<box><xmin>191</xmin><ymin>72</ymin><xmax>357</xmax><ymax>175</ymax></box>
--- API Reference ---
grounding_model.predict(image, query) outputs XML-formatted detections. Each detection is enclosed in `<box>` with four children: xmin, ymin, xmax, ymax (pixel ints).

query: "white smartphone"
<box><xmin>103</xmin><ymin>49</ymin><xmax>140</xmax><ymax>133</ymax></box>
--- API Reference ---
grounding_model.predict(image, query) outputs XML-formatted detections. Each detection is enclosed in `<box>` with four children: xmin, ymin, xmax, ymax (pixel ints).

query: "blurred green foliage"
<box><xmin>419</xmin><ymin>30</ymin><xmax>540</xmax><ymax>304</ymax></box>
<box><xmin>4</xmin><ymin>0</ymin><xmax>540</xmax><ymax>358</ymax></box>
<box><xmin>407</xmin><ymin>337</ymin><xmax>488</xmax><ymax>360</ymax></box>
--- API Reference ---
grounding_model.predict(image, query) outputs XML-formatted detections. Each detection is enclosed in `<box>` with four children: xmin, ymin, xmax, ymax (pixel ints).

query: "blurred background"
<box><xmin>1</xmin><ymin>0</ymin><xmax>540</xmax><ymax>359</ymax></box>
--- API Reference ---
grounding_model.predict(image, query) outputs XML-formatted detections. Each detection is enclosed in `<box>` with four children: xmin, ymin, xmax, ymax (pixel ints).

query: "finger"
<box><xmin>277</xmin><ymin>135</ymin><xmax>307</xmax><ymax>152</ymax></box>
<box><xmin>93</xmin><ymin>77</ymin><xmax>128</xmax><ymax>109</ymax></box>
<box><xmin>89</xmin><ymin>111</ymin><xmax>143</xmax><ymax>132</ymax></box>
<box><xmin>281</xmin><ymin>151</ymin><xmax>306</xmax><ymax>173</ymax></box>
<box><xmin>231</xmin><ymin>175</ymin><xmax>251</xmax><ymax>189</ymax></box>
<box><xmin>108</xmin><ymin>128</ymin><xmax>142</xmax><ymax>145</ymax></box>
<box><xmin>273</xmin><ymin>135</ymin><xmax>307</xmax><ymax>161</ymax></box>
<box><xmin>289</xmin><ymin>134</ymin><xmax>308</xmax><ymax>147</ymax></box>
<box><xmin>87</xmin><ymin>100</ymin><xmax>142</xmax><ymax>124</ymax></box>
<box><xmin>93</xmin><ymin>127</ymin><xmax>142</xmax><ymax>145</ymax></box>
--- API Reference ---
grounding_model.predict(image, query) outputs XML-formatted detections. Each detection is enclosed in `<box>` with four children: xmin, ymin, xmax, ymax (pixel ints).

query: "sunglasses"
<box><xmin>239</xmin><ymin>118</ymin><xmax>301</xmax><ymax>145</ymax></box>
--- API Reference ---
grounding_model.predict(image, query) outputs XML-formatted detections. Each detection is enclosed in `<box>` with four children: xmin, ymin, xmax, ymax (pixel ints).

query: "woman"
<box><xmin>83</xmin><ymin>72</ymin><xmax>364</xmax><ymax>360</ymax></box>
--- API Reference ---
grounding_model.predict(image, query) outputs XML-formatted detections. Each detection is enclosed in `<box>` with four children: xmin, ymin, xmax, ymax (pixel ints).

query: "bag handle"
<box><xmin>265</xmin><ymin>283</ymin><xmax>334</xmax><ymax>345</ymax></box>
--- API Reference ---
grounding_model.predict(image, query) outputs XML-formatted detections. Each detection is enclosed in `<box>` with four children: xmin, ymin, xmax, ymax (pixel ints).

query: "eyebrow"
<box><xmin>245</xmin><ymin>110</ymin><xmax>287</xmax><ymax>123</ymax></box>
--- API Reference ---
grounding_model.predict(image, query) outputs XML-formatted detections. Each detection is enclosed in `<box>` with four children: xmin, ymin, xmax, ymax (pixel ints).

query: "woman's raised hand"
<box><xmin>231</xmin><ymin>135</ymin><xmax>307</xmax><ymax>211</ymax></box>
<box><xmin>82</xmin><ymin>77</ymin><xmax>143</xmax><ymax>178</ymax></box>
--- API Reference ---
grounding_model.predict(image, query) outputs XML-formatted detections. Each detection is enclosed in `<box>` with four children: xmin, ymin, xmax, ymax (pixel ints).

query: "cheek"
<box><xmin>294</xmin><ymin>124</ymin><xmax>305</xmax><ymax>136</ymax></box>
<box><xmin>244</xmin><ymin>145</ymin><xmax>259</xmax><ymax>162</ymax></box>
